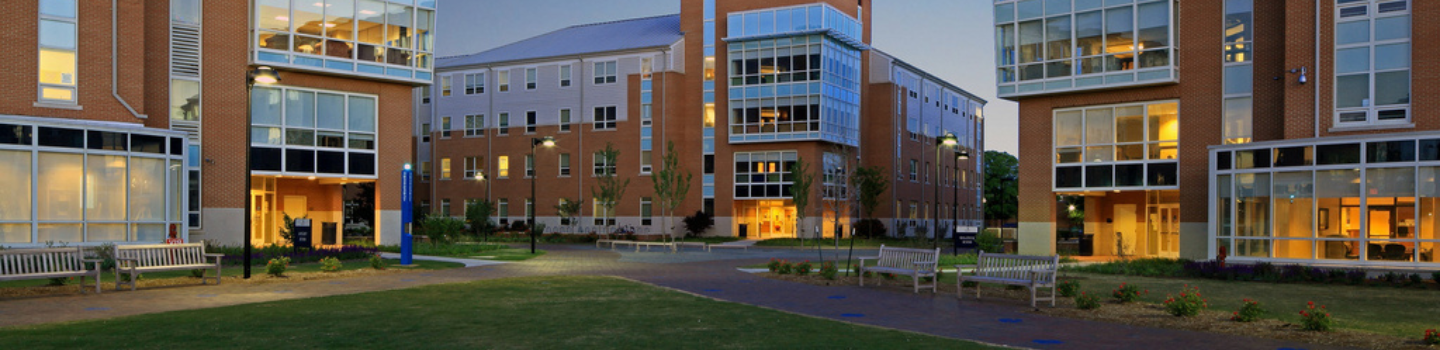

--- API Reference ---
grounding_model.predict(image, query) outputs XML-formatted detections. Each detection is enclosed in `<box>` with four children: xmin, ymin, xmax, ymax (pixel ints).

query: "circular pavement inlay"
<box><xmin>826</xmin><ymin>295</ymin><xmax>847</xmax><ymax>299</ymax></box>
<box><xmin>840</xmin><ymin>313</ymin><xmax>865</xmax><ymax>318</ymax></box>
<box><xmin>85</xmin><ymin>307</ymin><xmax>110</xmax><ymax>311</ymax></box>
<box><xmin>1032</xmin><ymin>340</ymin><xmax>1063</xmax><ymax>345</ymax></box>
<box><xmin>999</xmin><ymin>318</ymin><xmax>1022</xmax><ymax>323</ymax></box>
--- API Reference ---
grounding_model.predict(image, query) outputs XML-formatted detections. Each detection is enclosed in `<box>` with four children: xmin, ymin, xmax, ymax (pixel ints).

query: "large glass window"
<box><xmin>250</xmin><ymin>86</ymin><xmax>377</xmax><ymax>176</ymax></box>
<box><xmin>733</xmin><ymin>151</ymin><xmax>797</xmax><ymax>199</ymax></box>
<box><xmin>39</xmin><ymin>0</ymin><xmax>78</xmax><ymax>103</ymax></box>
<box><xmin>1335</xmin><ymin>0</ymin><xmax>1410</xmax><ymax>126</ymax></box>
<box><xmin>255</xmin><ymin>0</ymin><xmax>433</xmax><ymax>70</ymax></box>
<box><xmin>727</xmin><ymin>34</ymin><xmax>861</xmax><ymax>145</ymax></box>
<box><xmin>995</xmin><ymin>0</ymin><xmax>1175</xmax><ymax>96</ymax></box>
<box><xmin>1053</xmin><ymin>100</ymin><xmax>1179</xmax><ymax>190</ymax></box>
<box><xmin>170</xmin><ymin>79</ymin><xmax>202</xmax><ymax>121</ymax></box>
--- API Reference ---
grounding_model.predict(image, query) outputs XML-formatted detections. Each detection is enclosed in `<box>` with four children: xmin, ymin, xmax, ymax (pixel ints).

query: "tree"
<box><xmin>789</xmin><ymin>155</ymin><xmax>815</xmax><ymax>243</ymax></box>
<box><xmin>682</xmin><ymin>210</ymin><xmax>715</xmax><ymax>238</ymax></box>
<box><xmin>651</xmin><ymin>141</ymin><xmax>692</xmax><ymax>241</ymax></box>
<box><xmin>820</xmin><ymin>146</ymin><xmax>858</xmax><ymax>245</ymax></box>
<box><xmin>348</xmin><ymin>183</ymin><xmax>376</xmax><ymax>226</ymax></box>
<box><xmin>848</xmin><ymin>165</ymin><xmax>888</xmax><ymax>276</ymax></box>
<box><xmin>555</xmin><ymin>197</ymin><xmax>583</xmax><ymax>232</ymax></box>
<box><xmin>983</xmin><ymin>151</ymin><xmax>1019</xmax><ymax>228</ymax></box>
<box><xmin>590</xmin><ymin>143</ymin><xmax>630</xmax><ymax>237</ymax></box>
<box><xmin>465</xmin><ymin>199</ymin><xmax>496</xmax><ymax>241</ymax></box>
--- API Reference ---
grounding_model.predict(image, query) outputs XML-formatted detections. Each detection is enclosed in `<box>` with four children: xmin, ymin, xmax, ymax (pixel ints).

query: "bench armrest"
<box><xmin>1028</xmin><ymin>268</ymin><xmax>1056</xmax><ymax>282</ymax></box>
<box><xmin>81</xmin><ymin>258</ymin><xmax>103</xmax><ymax>263</ymax></box>
<box><xmin>204</xmin><ymin>253</ymin><xmax>225</xmax><ymax>257</ymax></box>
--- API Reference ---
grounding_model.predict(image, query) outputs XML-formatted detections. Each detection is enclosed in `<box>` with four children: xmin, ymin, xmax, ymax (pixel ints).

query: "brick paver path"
<box><xmin>0</xmin><ymin>244</ymin><xmax>1346</xmax><ymax>350</ymax></box>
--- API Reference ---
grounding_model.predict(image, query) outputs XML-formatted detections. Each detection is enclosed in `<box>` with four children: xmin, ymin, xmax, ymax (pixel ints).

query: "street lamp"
<box><xmin>934</xmin><ymin>133</ymin><xmax>958</xmax><ymax>250</ymax></box>
<box><xmin>529</xmin><ymin>136</ymin><xmax>556</xmax><ymax>254</ymax></box>
<box><xmin>243</xmin><ymin>66</ymin><xmax>281</xmax><ymax>279</ymax></box>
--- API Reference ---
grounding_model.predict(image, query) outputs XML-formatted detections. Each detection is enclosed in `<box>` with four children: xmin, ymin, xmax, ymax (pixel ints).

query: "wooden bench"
<box><xmin>674</xmin><ymin>242</ymin><xmax>709</xmax><ymax>251</ymax></box>
<box><xmin>0</xmin><ymin>247</ymin><xmax>102</xmax><ymax>294</ymax></box>
<box><xmin>708</xmin><ymin>244</ymin><xmax>749</xmax><ymax>252</ymax></box>
<box><xmin>631</xmin><ymin>241</ymin><xmax>676</xmax><ymax>253</ymax></box>
<box><xmin>114</xmin><ymin>244</ymin><xmax>223</xmax><ymax>291</ymax></box>
<box><xmin>955</xmin><ymin>251</ymin><xmax>1059</xmax><ymax>308</ymax></box>
<box><xmin>857</xmin><ymin>245</ymin><xmax>941</xmax><ymax>293</ymax></box>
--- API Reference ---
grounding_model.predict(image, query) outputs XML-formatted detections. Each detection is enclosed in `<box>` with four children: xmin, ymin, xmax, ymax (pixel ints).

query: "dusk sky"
<box><xmin>434</xmin><ymin>0</ymin><xmax>1017</xmax><ymax>155</ymax></box>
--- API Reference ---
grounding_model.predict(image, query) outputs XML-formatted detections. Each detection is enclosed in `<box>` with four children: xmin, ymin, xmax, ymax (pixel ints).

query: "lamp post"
<box><xmin>529</xmin><ymin>136</ymin><xmax>556</xmax><ymax>254</ymax></box>
<box><xmin>243</xmin><ymin>66</ymin><xmax>281</xmax><ymax>279</ymax></box>
<box><xmin>957</xmin><ymin>149</ymin><xmax>970</xmax><ymax>255</ymax></box>
<box><xmin>934</xmin><ymin>133</ymin><xmax>958</xmax><ymax>250</ymax></box>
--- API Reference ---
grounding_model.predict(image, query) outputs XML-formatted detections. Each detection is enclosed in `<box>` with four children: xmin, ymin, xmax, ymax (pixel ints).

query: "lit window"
<box><xmin>39</xmin><ymin>0</ymin><xmax>77</xmax><ymax>103</ymax></box>
<box><xmin>439</xmin><ymin>158</ymin><xmax>451</xmax><ymax>180</ymax></box>
<box><xmin>497</xmin><ymin>70</ymin><xmax>510</xmax><ymax>92</ymax></box>
<box><xmin>497</xmin><ymin>156</ymin><xmax>509</xmax><ymax>178</ymax></box>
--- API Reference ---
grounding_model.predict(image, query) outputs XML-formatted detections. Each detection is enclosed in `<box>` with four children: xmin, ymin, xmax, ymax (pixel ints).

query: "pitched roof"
<box><xmin>437</xmin><ymin>14</ymin><xmax>683</xmax><ymax>69</ymax></box>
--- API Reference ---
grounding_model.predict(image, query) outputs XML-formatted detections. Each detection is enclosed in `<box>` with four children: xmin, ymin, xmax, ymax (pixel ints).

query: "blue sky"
<box><xmin>434</xmin><ymin>0</ymin><xmax>1017</xmax><ymax>155</ymax></box>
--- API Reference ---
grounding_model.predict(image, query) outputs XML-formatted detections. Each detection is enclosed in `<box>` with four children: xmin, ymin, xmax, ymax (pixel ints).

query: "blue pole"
<box><xmin>401</xmin><ymin>163</ymin><xmax>414</xmax><ymax>265</ymax></box>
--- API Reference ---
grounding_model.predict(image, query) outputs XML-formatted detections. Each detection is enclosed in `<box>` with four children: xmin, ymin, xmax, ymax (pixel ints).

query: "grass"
<box><xmin>0</xmin><ymin>259</ymin><xmax>462</xmax><ymax>289</ymax></box>
<box><xmin>376</xmin><ymin>243</ymin><xmax>545</xmax><ymax>261</ymax></box>
<box><xmin>0</xmin><ymin>276</ymin><xmax>1001</xmax><ymax>349</ymax></box>
<box><xmin>753</xmin><ymin>237</ymin><xmax>956</xmax><ymax>248</ymax></box>
<box><xmin>1058</xmin><ymin>272</ymin><xmax>1439</xmax><ymax>339</ymax></box>
<box><xmin>1061</xmin><ymin>257</ymin><xmax>1189</xmax><ymax>277</ymax></box>
<box><xmin>674</xmin><ymin>236</ymin><xmax>743</xmax><ymax>244</ymax></box>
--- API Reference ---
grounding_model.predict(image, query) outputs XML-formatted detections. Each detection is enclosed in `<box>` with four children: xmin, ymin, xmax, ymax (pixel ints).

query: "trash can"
<box><xmin>1079</xmin><ymin>234</ymin><xmax>1095</xmax><ymax>256</ymax></box>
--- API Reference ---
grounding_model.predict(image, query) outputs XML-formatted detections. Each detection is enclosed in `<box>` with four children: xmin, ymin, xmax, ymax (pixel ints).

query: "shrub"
<box><xmin>1299</xmin><ymin>301</ymin><xmax>1334</xmax><ymax>332</ymax></box>
<box><xmin>854</xmin><ymin>219</ymin><xmax>887</xmax><ymax>239</ymax></box>
<box><xmin>1075</xmin><ymin>292</ymin><xmax>1102</xmax><ymax>310</ymax></box>
<box><xmin>976</xmin><ymin>230</ymin><xmax>1003</xmax><ymax>253</ymax></box>
<box><xmin>190</xmin><ymin>269</ymin><xmax>206</xmax><ymax>278</ymax></box>
<box><xmin>682</xmin><ymin>210</ymin><xmax>716</xmax><ymax>238</ymax></box>
<box><xmin>961</xmin><ymin>281</ymin><xmax>978</xmax><ymax>288</ymax></box>
<box><xmin>1111</xmin><ymin>283</ymin><xmax>1146</xmax><ymax>303</ymax></box>
<box><xmin>1432</xmin><ymin>271</ymin><xmax>1440</xmax><ymax>284</ymax></box>
<box><xmin>369</xmin><ymin>254</ymin><xmax>386</xmax><ymax>270</ymax></box>
<box><xmin>266</xmin><ymin>256</ymin><xmax>291</xmax><ymax>277</ymax></box>
<box><xmin>1006</xmin><ymin>285</ymin><xmax>1025</xmax><ymax>291</ymax></box>
<box><xmin>795</xmin><ymin>260</ymin><xmax>813</xmax><ymax>276</ymax></box>
<box><xmin>767</xmin><ymin>258</ymin><xmax>782</xmax><ymax>272</ymax></box>
<box><xmin>320</xmin><ymin>256</ymin><xmax>343</xmax><ymax>273</ymax></box>
<box><xmin>1407</xmin><ymin>273</ymin><xmax>1424</xmax><ymax>287</ymax></box>
<box><xmin>1057</xmin><ymin>280</ymin><xmax>1081</xmax><ymax>297</ymax></box>
<box><xmin>1424</xmin><ymin>329</ymin><xmax>1440</xmax><ymax>346</ymax></box>
<box><xmin>418</xmin><ymin>215</ymin><xmax>467</xmax><ymax>245</ymax></box>
<box><xmin>776</xmin><ymin>260</ymin><xmax>793</xmax><ymax>275</ymax></box>
<box><xmin>1231</xmin><ymin>299</ymin><xmax>1265</xmax><ymax>322</ymax></box>
<box><xmin>1162</xmin><ymin>285</ymin><xmax>1207</xmax><ymax>317</ymax></box>
<box><xmin>1346</xmin><ymin>270</ymin><xmax>1367</xmax><ymax>285</ymax></box>
<box><xmin>820</xmin><ymin>261</ymin><xmax>838</xmax><ymax>280</ymax></box>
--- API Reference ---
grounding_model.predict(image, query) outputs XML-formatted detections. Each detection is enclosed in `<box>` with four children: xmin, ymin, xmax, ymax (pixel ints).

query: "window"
<box><xmin>1335</xmin><ymin>0</ymin><xmax>1411</xmax><ymax>126</ymax></box>
<box><xmin>640</xmin><ymin>151</ymin><xmax>652</xmax><ymax>174</ymax></box>
<box><xmin>703</xmin><ymin>103</ymin><xmax>715</xmax><ymax>127</ymax></box>
<box><xmin>525</xmin><ymin>111</ymin><xmax>537</xmax><ymax>133</ymax></box>
<box><xmin>1221</xmin><ymin>0</ymin><xmax>1253</xmax><ymax>141</ymax></box>
<box><xmin>525</xmin><ymin>68</ymin><xmax>537</xmax><ymax>90</ymax></box>
<box><xmin>464</xmin><ymin>156</ymin><xmax>482</xmax><ymax>179</ymax></box>
<box><xmin>594</xmin><ymin>61</ymin><xmax>617</xmax><ymax>84</ymax></box>
<box><xmin>734</xmin><ymin>151</ymin><xmax>797</xmax><ymax>199</ymax></box>
<box><xmin>498</xmin><ymin>113</ymin><xmax>509</xmax><ymax>135</ymax></box>
<box><xmin>994</xmin><ymin>0</ymin><xmax>1173</xmax><ymax>93</ymax></box>
<box><xmin>909</xmin><ymin>159</ymin><xmax>918</xmax><ymax>181</ymax></box>
<box><xmin>439</xmin><ymin>158</ymin><xmax>451</xmax><ymax>180</ymax></box>
<box><xmin>249</xmin><ymin>86</ymin><xmax>377</xmax><ymax>176</ymax></box>
<box><xmin>464</xmin><ymin>73</ymin><xmax>484</xmax><ymax>94</ymax></box>
<box><xmin>420</xmin><ymin>161</ymin><xmax>431</xmax><ymax>181</ymax></box>
<box><xmin>441</xmin><ymin>75</ymin><xmax>451</xmax><ymax>96</ymax></box>
<box><xmin>254</xmin><ymin>0</ymin><xmax>435</xmax><ymax>70</ymax></box>
<box><xmin>524</xmin><ymin>199</ymin><xmax>534</xmax><ymax>224</ymax></box>
<box><xmin>594</xmin><ymin>106</ymin><xmax>617</xmax><ymax>130</ymax></box>
<box><xmin>559</xmin><ymin>109</ymin><xmax>572</xmax><ymax>132</ymax></box>
<box><xmin>592</xmin><ymin>199</ymin><xmax>615</xmax><ymax>226</ymax></box>
<box><xmin>497</xmin><ymin>155</ymin><xmax>509</xmax><ymax>178</ymax></box>
<box><xmin>170</xmin><ymin>79</ymin><xmax>201</xmax><ymax>121</ymax></box>
<box><xmin>465</xmin><ymin>114</ymin><xmax>484</xmax><ymax>137</ymax></box>
<box><xmin>440</xmin><ymin>116</ymin><xmax>452</xmax><ymax>138</ymax></box>
<box><xmin>559</xmin><ymin>153</ymin><xmax>571</xmax><ymax>176</ymax></box>
<box><xmin>439</xmin><ymin>199</ymin><xmax>451</xmax><ymax>217</ymax></box>
<box><xmin>641</xmin><ymin>197</ymin><xmax>653</xmax><ymax>226</ymax></box>
<box><xmin>524</xmin><ymin>154</ymin><xmax>534</xmax><ymax>177</ymax></box>
<box><xmin>497</xmin><ymin>70</ymin><xmax>510</xmax><ymax>92</ymax></box>
<box><xmin>39</xmin><ymin>0</ymin><xmax>78</xmax><ymax>103</ymax></box>
<box><xmin>498</xmin><ymin>198</ymin><xmax>509</xmax><ymax>224</ymax></box>
<box><xmin>559</xmin><ymin>64</ymin><xmax>572</xmax><ymax>87</ymax></box>
<box><xmin>1053</xmin><ymin>101</ymin><xmax>1179</xmax><ymax>190</ymax></box>
<box><xmin>641</xmin><ymin>57</ymin><xmax>653</xmax><ymax>79</ymax></box>
<box><xmin>420</xmin><ymin>85</ymin><xmax>431</xmax><ymax>104</ymax></box>
<box><xmin>593</xmin><ymin>151</ymin><xmax>616</xmax><ymax>176</ymax></box>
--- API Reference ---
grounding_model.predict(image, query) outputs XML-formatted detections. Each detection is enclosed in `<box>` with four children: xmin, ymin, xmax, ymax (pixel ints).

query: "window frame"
<box><xmin>1333</xmin><ymin>0</ymin><xmax>1412</xmax><ymax>128</ymax></box>
<box><xmin>464</xmin><ymin>114</ymin><xmax>484</xmax><ymax>137</ymax></box>
<box><xmin>38</xmin><ymin>0</ymin><xmax>79</xmax><ymax>104</ymax></box>
<box><xmin>559</xmin><ymin>64</ymin><xmax>572</xmax><ymax>87</ymax></box>
<box><xmin>497</xmin><ymin>70</ymin><xmax>510</xmax><ymax>92</ymax></box>
<box><xmin>593</xmin><ymin>61</ymin><xmax>617</xmax><ymax>85</ymax></box>
<box><xmin>559</xmin><ymin>153</ymin><xmax>571</xmax><ymax>177</ymax></box>
<box><xmin>525</xmin><ymin>68</ymin><xmax>537</xmax><ymax>90</ymax></box>
<box><xmin>559</xmin><ymin>108</ymin><xmax>572</xmax><ymax>132</ymax></box>
<box><xmin>525</xmin><ymin>111</ymin><xmax>537</xmax><ymax>134</ymax></box>
<box><xmin>593</xmin><ymin>106</ymin><xmax>617</xmax><ymax>130</ymax></box>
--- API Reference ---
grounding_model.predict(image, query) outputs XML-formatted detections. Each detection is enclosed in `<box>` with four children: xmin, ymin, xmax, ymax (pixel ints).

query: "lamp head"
<box><xmin>248</xmin><ymin>66</ymin><xmax>281</xmax><ymax>85</ymax></box>
<box><xmin>957</xmin><ymin>149</ymin><xmax>970</xmax><ymax>160</ymax></box>
<box><xmin>403</xmin><ymin>163</ymin><xmax>412</xmax><ymax>171</ymax></box>
<box><xmin>939</xmin><ymin>133</ymin><xmax>958</xmax><ymax>147</ymax></box>
<box><xmin>536</xmin><ymin>136</ymin><xmax>556</xmax><ymax>147</ymax></box>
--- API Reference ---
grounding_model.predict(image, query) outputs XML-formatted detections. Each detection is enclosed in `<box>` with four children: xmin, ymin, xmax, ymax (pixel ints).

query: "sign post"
<box><xmin>401</xmin><ymin>163</ymin><xmax>414</xmax><ymax>265</ymax></box>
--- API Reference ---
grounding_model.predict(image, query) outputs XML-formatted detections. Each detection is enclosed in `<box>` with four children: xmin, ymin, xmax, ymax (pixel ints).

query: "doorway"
<box><xmin>737</xmin><ymin>200</ymin><xmax>795</xmax><ymax>239</ymax></box>
<box><xmin>1148</xmin><ymin>204</ymin><xmax>1180</xmax><ymax>257</ymax></box>
<box><xmin>251</xmin><ymin>177</ymin><xmax>278</xmax><ymax>246</ymax></box>
<box><xmin>1114</xmin><ymin>204</ymin><xmax>1137</xmax><ymax>256</ymax></box>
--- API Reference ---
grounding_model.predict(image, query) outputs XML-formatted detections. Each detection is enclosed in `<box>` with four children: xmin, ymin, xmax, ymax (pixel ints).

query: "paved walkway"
<box><xmin>0</xmin><ymin>245</ymin><xmax>1347</xmax><ymax>350</ymax></box>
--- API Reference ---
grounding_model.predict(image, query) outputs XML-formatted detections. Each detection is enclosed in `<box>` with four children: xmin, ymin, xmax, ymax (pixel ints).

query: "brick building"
<box><xmin>0</xmin><ymin>0</ymin><xmax>435</xmax><ymax>248</ymax></box>
<box><xmin>416</xmin><ymin>0</ymin><xmax>985</xmax><ymax>239</ymax></box>
<box><xmin>997</xmin><ymin>0</ymin><xmax>1438</xmax><ymax>267</ymax></box>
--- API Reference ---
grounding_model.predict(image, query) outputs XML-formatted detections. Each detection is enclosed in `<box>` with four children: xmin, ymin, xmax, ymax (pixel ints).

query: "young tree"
<box><xmin>848</xmin><ymin>165</ymin><xmax>888</xmax><ymax>276</ymax></box>
<box><xmin>465</xmin><ymin>199</ymin><xmax>496</xmax><ymax>241</ymax></box>
<box><xmin>555</xmin><ymin>197</ymin><xmax>583</xmax><ymax>233</ymax></box>
<box><xmin>651</xmin><ymin>142</ymin><xmax>692</xmax><ymax>241</ymax></box>
<box><xmin>590</xmin><ymin>143</ymin><xmax>630</xmax><ymax>238</ymax></box>
<box><xmin>820</xmin><ymin>146</ymin><xmax>858</xmax><ymax>246</ymax></box>
<box><xmin>983</xmin><ymin>151</ymin><xmax>1019</xmax><ymax>228</ymax></box>
<box><xmin>790</xmin><ymin>156</ymin><xmax>815</xmax><ymax>243</ymax></box>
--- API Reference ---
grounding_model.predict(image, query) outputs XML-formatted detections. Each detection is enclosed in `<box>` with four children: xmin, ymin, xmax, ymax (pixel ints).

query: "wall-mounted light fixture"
<box><xmin>1289</xmin><ymin>67</ymin><xmax>1308</xmax><ymax>84</ymax></box>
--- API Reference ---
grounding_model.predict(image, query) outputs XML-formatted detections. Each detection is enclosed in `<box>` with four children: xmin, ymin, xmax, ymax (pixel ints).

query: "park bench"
<box><xmin>674</xmin><ymin>242</ymin><xmax>708</xmax><ymax>251</ymax></box>
<box><xmin>955</xmin><ymin>251</ymin><xmax>1059</xmax><ymax>308</ymax></box>
<box><xmin>857</xmin><ymin>245</ymin><xmax>941</xmax><ymax>293</ymax></box>
<box><xmin>630</xmin><ymin>241</ymin><xmax>676</xmax><ymax>253</ymax></box>
<box><xmin>114</xmin><ymin>243</ymin><xmax>223</xmax><ymax>291</ymax></box>
<box><xmin>707</xmin><ymin>244</ymin><xmax>748</xmax><ymax>252</ymax></box>
<box><xmin>0</xmin><ymin>247</ymin><xmax>102</xmax><ymax>294</ymax></box>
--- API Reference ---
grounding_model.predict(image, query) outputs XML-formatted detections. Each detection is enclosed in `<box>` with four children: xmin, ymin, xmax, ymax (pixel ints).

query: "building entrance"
<box><xmin>736</xmin><ymin>200</ymin><xmax>795</xmax><ymax>239</ymax></box>
<box><xmin>250</xmin><ymin>177</ymin><xmax>278</xmax><ymax>246</ymax></box>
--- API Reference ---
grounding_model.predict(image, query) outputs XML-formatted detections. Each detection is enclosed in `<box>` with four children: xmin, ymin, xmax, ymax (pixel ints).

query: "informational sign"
<box><xmin>294</xmin><ymin>218</ymin><xmax>313</xmax><ymax>250</ymax></box>
<box><xmin>401</xmin><ymin>164</ymin><xmax>414</xmax><ymax>265</ymax></box>
<box><xmin>954</xmin><ymin>225</ymin><xmax>978</xmax><ymax>250</ymax></box>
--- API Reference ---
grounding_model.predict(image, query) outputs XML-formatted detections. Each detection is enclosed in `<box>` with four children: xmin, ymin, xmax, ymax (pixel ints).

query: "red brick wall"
<box><xmin>0</xmin><ymin>0</ymin><xmax>149</xmax><ymax>123</ymax></box>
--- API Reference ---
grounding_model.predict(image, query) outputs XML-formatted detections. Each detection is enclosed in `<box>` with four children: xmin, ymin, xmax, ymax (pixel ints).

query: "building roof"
<box><xmin>871</xmin><ymin>49</ymin><xmax>988</xmax><ymax>105</ymax></box>
<box><xmin>436</xmin><ymin>14</ymin><xmax>683</xmax><ymax>69</ymax></box>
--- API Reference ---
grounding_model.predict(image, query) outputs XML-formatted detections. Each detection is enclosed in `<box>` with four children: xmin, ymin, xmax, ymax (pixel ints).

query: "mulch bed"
<box><xmin>0</xmin><ymin>268</ymin><xmax>409</xmax><ymax>299</ymax></box>
<box><xmin>761</xmin><ymin>272</ymin><xmax>1432</xmax><ymax>350</ymax></box>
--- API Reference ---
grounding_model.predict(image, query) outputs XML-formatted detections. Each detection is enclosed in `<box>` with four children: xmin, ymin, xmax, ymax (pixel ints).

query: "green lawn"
<box><xmin>753</xmin><ymin>237</ymin><xmax>954</xmax><ymax>248</ymax></box>
<box><xmin>1057</xmin><ymin>272</ymin><xmax>1440</xmax><ymax>339</ymax></box>
<box><xmin>743</xmin><ymin>254</ymin><xmax>980</xmax><ymax>270</ymax></box>
<box><xmin>377</xmin><ymin>243</ymin><xmax>545</xmax><ymax>261</ymax></box>
<box><xmin>0</xmin><ymin>276</ymin><xmax>1000</xmax><ymax>349</ymax></box>
<box><xmin>0</xmin><ymin>259</ymin><xmax>463</xmax><ymax>289</ymax></box>
<box><xmin>674</xmin><ymin>236</ymin><xmax>743</xmax><ymax>244</ymax></box>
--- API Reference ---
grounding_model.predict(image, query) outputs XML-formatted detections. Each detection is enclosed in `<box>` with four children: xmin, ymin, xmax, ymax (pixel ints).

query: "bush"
<box><xmin>794</xmin><ymin>260</ymin><xmax>813</xmax><ymax>276</ymax></box>
<box><xmin>1162</xmin><ymin>285</ymin><xmax>1207</xmax><ymax>317</ymax></box>
<box><xmin>369</xmin><ymin>254</ymin><xmax>386</xmax><ymax>270</ymax></box>
<box><xmin>1407</xmin><ymin>273</ymin><xmax>1424</xmax><ymax>287</ymax></box>
<box><xmin>767</xmin><ymin>258</ymin><xmax>782</xmax><ymax>272</ymax></box>
<box><xmin>205</xmin><ymin>243</ymin><xmax>378</xmax><ymax>267</ymax></box>
<box><xmin>1232</xmin><ymin>299</ymin><xmax>1265</xmax><ymax>322</ymax></box>
<box><xmin>976</xmin><ymin>230</ymin><xmax>1003</xmax><ymax>253</ymax></box>
<box><xmin>418</xmin><ymin>215</ymin><xmax>467</xmax><ymax>244</ymax></box>
<box><xmin>190</xmin><ymin>269</ymin><xmax>206</xmax><ymax>278</ymax></box>
<box><xmin>961</xmin><ymin>281</ymin><xmax>978</xmax><ymax>288</ymax></box>
<box><xmin>1432</xmin><ymin>271</ymin><xmax>1440</xmax><ymax>284</ymax></box>
<box><xmin>320</xmin><ymin>256</ymin><xmax>342</xmax><ymax>273</ymax></box>
<box><xmin>1111</xmin><ymin>282</ymin><xmax>1146</xmax><ymax>303</ymax></box>
<box><xmin>1068</xmin><ymin>258</ymin><xmax>1187</xmax><ymax>277</ymax></box>
<box><xmin>854</xmin><ymin>219</ymin><xmax>887</xmax><ymax>239</ymax></box>
<box><xmin>881</xmin><ymin>272</ymin><xmax>896</xmax><ymax>280</ymax></box>
<box><xmin>1057</xmin><ymin>280</ymin><xmax>1081</xmax><ymax>297</ymax></box>
<box><xmin>682</xmin><ymin>211</ymin><xmax>715</xmax><ymax>238</ymax></box>
<box><xmin>1424</xmin><ymin>329</ymin><xmax>1440</xmax><ymax>345</ymax></box>
<box><xmin>820</xmin><ymin>261</ymin><xmax>838</xmax><ymax>280</ymax></box>
<box><xmin>1299</xmin><ymin>301</ymin><xmax>1334</xmax><ymax>332</ymax></box>
<box><xmin>1075</xmin><ymin>292</ymin><xmax>1102</xmax><ymax>310</ymax></box>
<box><xmin>266</xmin><ymin>256</ymin><xmax>291</xmax><ymax>277</ymax></box>
<box><xmin>776</xmin><ymin>260</ymin><xmax>793</xmax><ymax>275</ymax></box>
